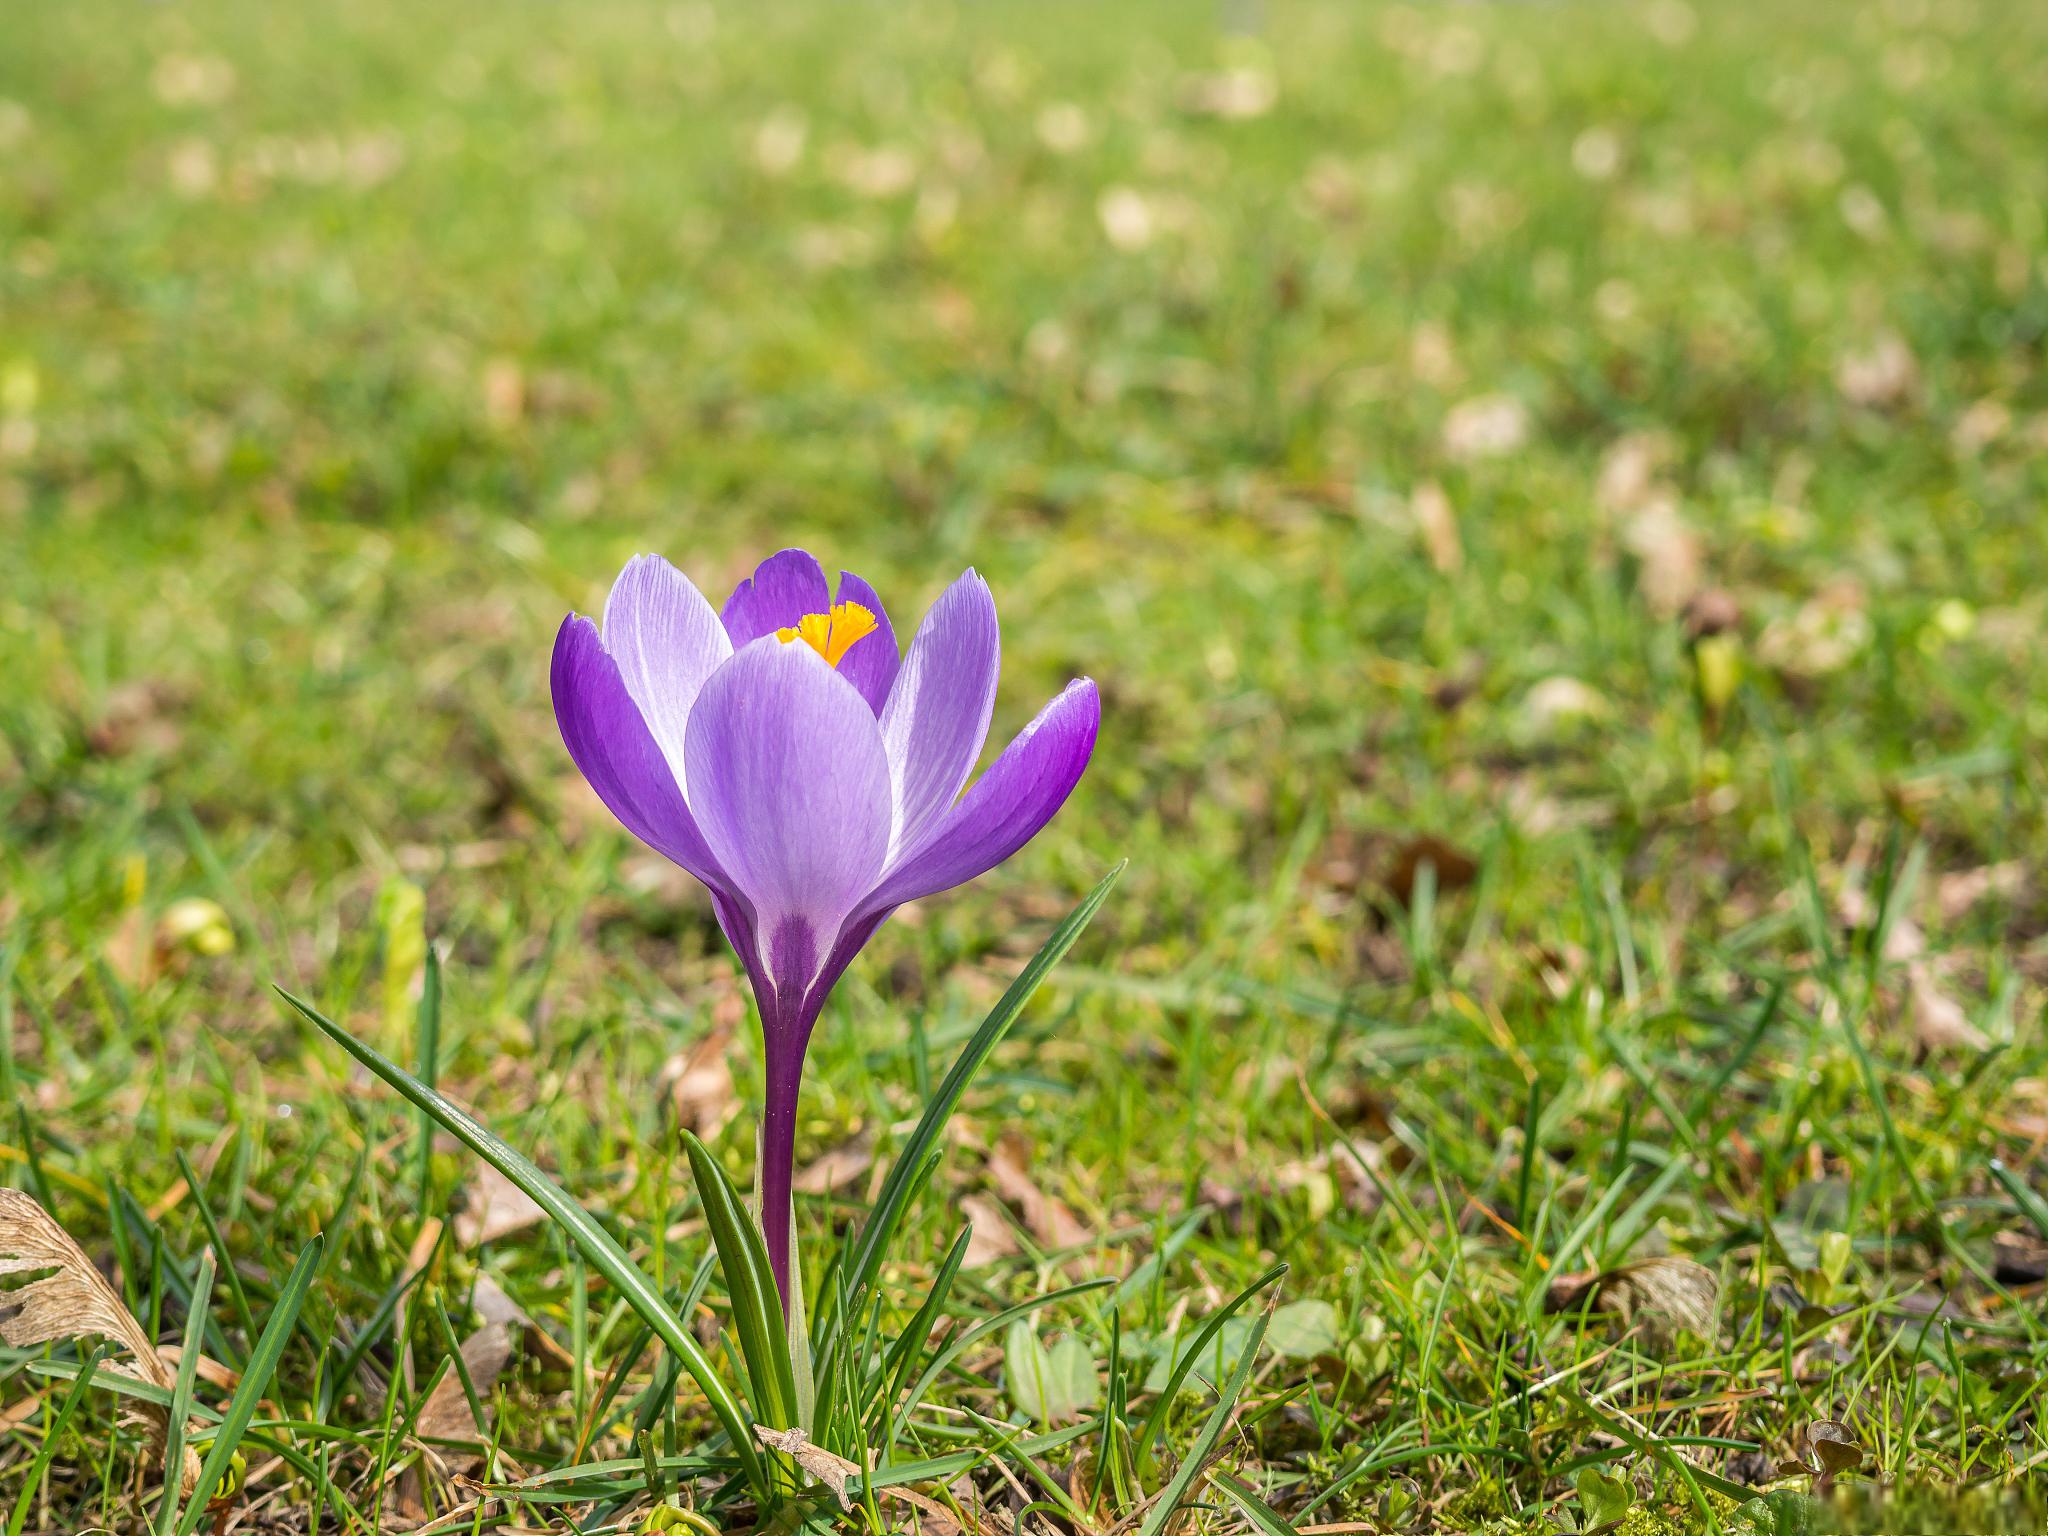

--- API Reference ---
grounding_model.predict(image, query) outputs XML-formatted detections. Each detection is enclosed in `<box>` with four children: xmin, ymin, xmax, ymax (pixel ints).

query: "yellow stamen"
<box><xmin>775</xmin><ymin>601</ymin><xmax>878</xmax><ymax>668</ymax></box>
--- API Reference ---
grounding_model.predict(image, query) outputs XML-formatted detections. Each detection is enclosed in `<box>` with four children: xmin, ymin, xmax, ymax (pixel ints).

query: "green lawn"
<box><xmin>4</xmin><ymin>0</ymin><xmax>2047</xmax><ymax>1530</ymax></box>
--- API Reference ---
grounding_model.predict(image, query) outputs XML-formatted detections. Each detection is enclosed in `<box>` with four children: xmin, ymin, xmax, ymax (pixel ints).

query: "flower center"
<box><xmin>776</xmin><ymin>601</ymin><xmax>877</xmax><ymax>668</ymax></box>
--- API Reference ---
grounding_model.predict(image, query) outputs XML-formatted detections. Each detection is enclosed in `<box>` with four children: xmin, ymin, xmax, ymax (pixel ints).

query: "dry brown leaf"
<box><xmin>156</xmin><ymin>1345</ymin><xmax>240</xmax><ymax>1393</ymax></box>
<box><xmin>1442</xmin><ymin>393</ymin><xmax>1528</xmax><ymax>460</ymax></box>
<box><xmin>663</xmin><ymin>1023</ymin><xmax>737</xmax><ymax>1139</ymax></box>
<box><xmin>1179</xmin><ymin>66</ymin><xmax>1277</xmax><ymax>120</ymax></box>
<box><xmin>1683</xmin><ymin>588</ymin><xmax>1742</xmax><ymax>640</ymax></box>
<box><xmin>454</xmin><ymin>1163</ymin><xmax>546</xmax><ymax>1249</ymax></box>
<box><xmin>1622</xmin><ymin>497</ymin><xmax>1703</xmax><ymax>617</ymax></box>
<box><xmin>959</xmin><ymin>1193</ymin><xmax>1020</xmax><ymax>1268</ymax></box>
<box><xmin>1835</xmin><ymin>331</ymin><xmax>1919</xmax><ymax>409</ymax></box>
<box><xmin>1936</xmin><ymin>862</ymin><xmax>2025</xmax><ymax>923</ymax></box>
<box><xmin>1547</xmin><ymin>1255</ymin><xmax>1718</xmax><ymax>1340</ymax></box>
<box><xmin>753</xmin><ymin>1424</ymin><xmax>863</xmax><ymax>1512</ymax></box>
<box><xmin>1758</xmin><ymin>581</ymin><xmax>1871</xmax><ymax>678</ymax></box>
<box><xmin>398</xmin><ymin>1318</ymin><xmax>522</xmax><ymax>1520</ymax></box>
<box><xmin>1595</xmin><ymin>432</ymin><xmax>1672</xmax><ymax>514</ymax></box>
<box><xmin>1409</xmin><ymin>480</ymin><xmax>1462</xmax><ymax>573</ymax></box>
<box><xmin>415</xmin><ymin>1323</ymin><xmax>516</xmax><ymax>1443</ymax></box>
<box><xmin>1520</xmin><ymin>675</ymin><xmax>1607</xmax><ymax>733</ymax></box>
<box><xmin>472</xmin><ymin>1272</ymin><xmax>577</xmax><ymax>1373</ymax></box>
<box><xmin>1380</xmin><ymin>834</ymin><xmax>1479</xmax><ymax>909</ymax></box>
<box><xmin>0</xmin><ymin>1189</ymin><xmax>200</xmax><ymax>1489</ymax></box>
<box><xmin>1908</xmin><ymin>963</ymin><xmax>1986</xmax><ymax>1052</ymax></box>
<box><xmin>987</xmin><ymin>1134</ymin><xmax>1090</xmax><ymax>1252</ymax></box>
<box><xmin>794</xmin><ymin>1129</ymin><xmax>876</xmax><ymax>1196</ymax></box>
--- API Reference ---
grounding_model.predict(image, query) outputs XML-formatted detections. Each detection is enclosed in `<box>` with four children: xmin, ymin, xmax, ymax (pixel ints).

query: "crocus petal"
<box><xmin>878</xmin><ymin>569</ymin><xmax>1000</xmax><ymax>861</ymax></box>
<box><xmin>684</xmin><ymin>637</ymin><xmax>894</xmax><ymax>1006</ymax></box>
<box><xmin>600</xmin><ymin>554</ymin><xmax>732</xmax><ymax>782</ymax></box>
<box><xmin>867</xmin><ymin>676</ymin><xmax>1099</xmax><ymax>912</ymax></box>
<box><xmin>552</xmin><ymin>615</ymin><xmax>729</xmax><ymax>891</ymax></box>
<box><xmin>833</xmin><ymin>569</ymin><xmax>900</xmax><ymax>716</ymax></box>
<box><xmin>719</xmin><ymin>548</ymin><xmax>833</xmax><ymax>648</ymax></box>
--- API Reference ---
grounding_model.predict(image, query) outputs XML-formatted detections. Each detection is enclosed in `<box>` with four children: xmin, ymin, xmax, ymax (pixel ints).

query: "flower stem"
<box><xmin>759</xmin><ymin>1035</ymin><xmax>805</xmax><ymax>1310</ymax></box>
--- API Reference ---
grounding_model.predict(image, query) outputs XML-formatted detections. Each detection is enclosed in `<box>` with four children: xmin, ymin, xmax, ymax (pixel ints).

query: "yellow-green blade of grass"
<box><xmin>274</xmin><ymin>985</ymin><xmax>770</xmax><ymax>1501</ymax></box>
<box><xmin>814</xmin><ymin>861</ymin><xmax>1123</xmax><ymax>1408</ymax></box>
<box><xmin>682</xmin><ymin>1132</ymin><xmax>798</xmax><ymax>1440</ymax></box>
<box><xmin>174</xmin><ymin>1234</ymin><xmax>324</xmax><ymax>1536</ymax></box>
<box><xmin>6</xmin><ymin>1347</ymin><xmax>104</xmax><ymax>1536</ymax></box>
<box><xmin>1139</xmin><ymin>1301</ymin><xmax>1272</xmax><ymax>1536</ymax></box>
<box><xmin>1133</xmin><ymin>1263</ymin><xmax>1287</xmax><ymax>1474</ymax></box>
<box><xmin>155</xmin><ymin>1248</ymin><xmax>216</xmax><ymax>1536</ymax></box>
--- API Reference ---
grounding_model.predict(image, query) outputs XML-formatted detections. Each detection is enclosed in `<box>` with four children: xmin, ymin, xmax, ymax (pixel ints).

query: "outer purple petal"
<box><xmin>551</xmin><ymin>615</ymin><xmax>730</xmax><ymax>891</ymax></box>
<box><xmin>868</xmin><ymin>677</ymin><xmax>1099</xmax><ymax>912</ymax></box>
<box><xmin>600</xmin><ymin>554</ymin><xmax>732</xmax><ymax>776</ymax></box>
<box><xmin>684</xmin><ymin>637</ymin><xmax>894</xmax><ymax>1003</ymax></box>
<box><xmin>878</xmin><ymin>569</ymin><xmax>1000</xmax><ymax>862</ymax></box>
<box><xmin>719</xmin><ymin>548</ymin><xmax>832</xmax><ymax>648</ymax></box>
<box><xmin>833</xmin><ymin>569</ymin><xmax>900</xmax><ymax>716</ymax></box>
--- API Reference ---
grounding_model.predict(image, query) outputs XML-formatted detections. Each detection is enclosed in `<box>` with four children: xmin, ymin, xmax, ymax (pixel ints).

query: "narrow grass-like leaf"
<box><xmin>682</xmin><ymin>1132</ymin><xmax>797</xmax><ymax>1462</ymax></box>
<box><xmin>1133</xmin><ymin>1263</ymin><xmax>1286</xmax><ymax>1473</ymax></box>
<box><xmin>6</xmin><ymin>1346</ymin><xmax>103</xmax><ymax>1536</ymax></box>
<box><xmin>1139</xmin><ymin>1301</ymin><xmax>1271</xmax><ymax>1536</ymax></box>
<box><xmin>174</xmin><ymin>1234</ymin><xmax>322</xmax><ymax>1536</ymax></box>
<box><xmin>25</xmin><ymin>1362</ymin><xmax>221</xmax><ymax>1421</ymax></box>
<box><xmin>1210</xmin><ymin>1469</ymin><xmax>1296</xmax><ymax>1536</ymax></box>
<box><xmin>275</xmin><ymin>985</ymin><xmax>770</xmax><ymax>1500</ymax></box>
<box><xmin>155</xmin><ymin>1248</ymin><xmax>216</xmax><ymax>1536</ymax></box>
<box><xmin>893</xmin><ymin>1277</ymin><xmax>1115</xmax><ymax>1440</ymax></box>
<box><xmin>814</xmin><ymin>862</ymin><xmax>1122</xmax><ymax>1402</ymax></box>
<box><xmin>1992</xmin><ymin>1161</ymin><xmax>2048</xmax><ymax>1243</ymax></box>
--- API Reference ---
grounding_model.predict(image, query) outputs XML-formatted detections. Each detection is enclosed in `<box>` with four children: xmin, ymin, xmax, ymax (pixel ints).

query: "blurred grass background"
<box><xmin>4</xmin><ymin>0</ymin><xmax>2048</xmax><ymax>1530</ymax></box>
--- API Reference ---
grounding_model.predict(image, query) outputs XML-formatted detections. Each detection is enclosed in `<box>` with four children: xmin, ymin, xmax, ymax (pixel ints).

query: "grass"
<box><xmin>4</xmin><ymin>0</ymin><xmax>2048</xmax><ymax>1530</ymax></box>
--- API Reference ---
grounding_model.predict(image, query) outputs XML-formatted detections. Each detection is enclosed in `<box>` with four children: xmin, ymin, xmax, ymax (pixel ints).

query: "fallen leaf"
<box><xmin>1936</xmin><ymin>862</ymin><xmax>2025</xmax><ymax>923</ymax></box>
<box><xmin>1992</xmin><ymin>1231</ymin><xmax>2048</xmax><ymax>1285</ymax></box>
<box><xmin>1758</xmin><ymin>581</ymin><xmax>1870</xmax><ymax>678</ymax></box>
<box><xmin>1380</xmin><ymin>834</ymin><xmax>1479</xmax><ymax>908</ymax></box>
<box><xmin>480</xmin><ymin>357</ymin><xmax>525</xmax><ymax>429</ymax></box>
<box><xmin>1097</xmin><ymin>186</ymin><xmax>1156</xmax><ymax>251</ymax></box>
<box><xmin>1520</xmin><ymin>675</ymin><xmax>1607</xmax><ymax>733</ymax></box>
<box><xmin>987</xmin><ymin>1134</ymin><xmax>1090</xmax><ymax>1251</ymax></box>
<box><xmin>793</xmin><ymin>1129</ymin><xmax>875</xmax><ymax>1195</ymax></box>
<box><xmin>754</xmin><ymin>1424</ymin><xmax>863</xmax><ymax>1512</ymax></box>
<box><xmin>1908</xmin><ymin>963</ymin><xmax>1986</xmax><ymax>1052</ymax></box>
<box><xmin>1683</xmin><ymin>587</ymin><xmax>1742</xmax><ymax>640</ymax></box>
<box><xmin>1548</xmin><ymin>1255</ymin><xmax>1718</xmax><ymax>1340</ymax></box>
<box><xmin>1442</xmin><ymin>393</ymin><xmax>1528</xmax><ymax>460</ymax></box>
<box><xmin>662</xmin><ymin>1024</ymin><xmax>737</xmax><ymax>1138</ymax></box>
<box><xmin>1180</xmin><ymin>66</ymin><xmax>1277</xmax><ymax>120</ymax></box>
<box><xmin>959</xmin><ymin>1193</ymin><xmax>1019</xmax><ymax>1267</ymax></box>
<box><xmin>415</xmin><ymin>1323</ymin><xmax>516</xmax><ymax>1443</ymax></box>
<box><xmin>1622</xmin><ymin>497</ymin><xmax>1703</xmax><ymax>617</ymax></box>
<box><xmin>1595</xmin><ymin>432</ymin><xmax>1672</xmax><ymax>515</ymax></box>
<box><xmin>1835</xmin><ymin>331</ymin><xmax>1919</xmax><ymax>409</ymax></box>
<box><xmin>0</xmin><ymin>1190</ymin><xmax>199</xmax><ymax>1490</ymax></box>
<box><xmin>1409</xmin><ymin>480</ymin><xmax>1462</xmax><ymax>572</ymax></box>
<box><xmin>454</xmin><ymin>1164</ymin><xmax>546</xmax><ymax>1249</ymax></box>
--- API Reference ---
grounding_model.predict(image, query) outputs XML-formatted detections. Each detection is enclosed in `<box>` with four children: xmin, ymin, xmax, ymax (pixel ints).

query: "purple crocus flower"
<box><xmin>552</xmin><ymin>548</ymin><xmax>1099</xmax><ymax>1305</ymax></box>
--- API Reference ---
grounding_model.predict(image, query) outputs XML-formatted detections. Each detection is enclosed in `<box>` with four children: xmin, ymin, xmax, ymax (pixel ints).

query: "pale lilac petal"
<box><xmin>600</xmin><ymin>554</ymin><xmax>732</xmax><ymax>780</ymax></box>
<box><xmin>868</xmin><ymin>677</ymin><xmax>1099</xmax><ymax>911</ymax></box>
<box><xmin>833</xmin><ymin>569</ymin><xmax>899</xmax><ymax>716</ymax></box>
<box><xmin>878</xmin><ymin>570</ymin><xmax>999</xmax><ymax>861</ymax></box>
<box><xmin>551</xmin><ymin>615</ymin><xmax>729</xmax><ymax>891</ymax></box>
<box><xmin>720</xmin><ymin>548</ymin><xmax>832</xmax><ymax>648</ymax></box>
<box><xmin>684</xmin><ymin>637</ymin><xmax>893</xmax><ymax>1005</ymax></box>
